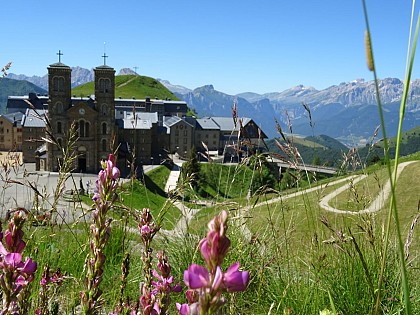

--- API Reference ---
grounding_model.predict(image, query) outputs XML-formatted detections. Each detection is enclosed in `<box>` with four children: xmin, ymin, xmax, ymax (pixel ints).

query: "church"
<box><xmin>6</xmin><ymin>56</ymin><xmax>267</xmax><ymax>175</ymax></box>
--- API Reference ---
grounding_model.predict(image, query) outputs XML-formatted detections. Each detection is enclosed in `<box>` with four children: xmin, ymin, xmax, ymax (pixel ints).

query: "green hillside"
<box><xmin>359</xmin><ymin>125</ymin><xmax>420</xmax><ymax>164</ymax></box>
<box><xmin>71</xmin><ymin>75</ymin><xmax>180</xmax><ymax>101</ymax></box>
<box><xmin>0</xmin><ymin>78</ymin><xmax>47</xmax><ymax>114</ymax></box>
<box><xmin>267</xmin><ymin>134</ymin><xmax>348</xmax><ymax>166</ymax></box>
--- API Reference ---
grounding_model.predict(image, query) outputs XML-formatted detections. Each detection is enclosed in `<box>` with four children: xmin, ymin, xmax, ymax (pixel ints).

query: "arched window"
<box><xmin>56</xmin><ymin>102</ymin><xmax>63</xmax><ymax>113</ymax></box>
<box><xmin>79</xmin><ymin>120</ymin><xmax>85</xmax><ymax>137</ymax></box>
<box><xmin>102</xmin><ymin>139</ymin><xmax>107</xmax><ymax>152</ymax></box>
<box><xmin>102</xmin><ymin>122</ymin><xmax>107</xmax><ymax>135</ymax></box>
<box><xmin>53</xmin><ymin>76</ymin><xmax>64</xmax><ymax>92</ymax></box>
<box><xmin>77</xmin><ymin>120</ymin><xmax>90</xmax><ymax>138</ymax></box>
<box><xmin>101</xmin><ymin>104</ymin><xmax>108</xmax><ymax>116</ymax></box>
<box><xmin>99</xmin><ymin>78</ymin><xmax>111</xmax><ymax>93</ymax></box>
<box><xmin>57</xmin><ymin>122</ymin><xmax>62</xmax><ymax>134</ymax></box>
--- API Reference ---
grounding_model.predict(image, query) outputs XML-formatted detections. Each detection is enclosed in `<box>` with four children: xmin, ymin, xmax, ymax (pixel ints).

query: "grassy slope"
<box><xmin>267</xmin><ymin>134</ymin><xmax>348</xmax><ymax>166</ymax></box>
<box><xmin>71</xmin><ymin>75</ymin><xmax>180</xmax><ymax>101</ymax></box>
<box><xmin>21</xmin><ymin>156</ymin><xmax>420</xmax><ymax>313</ymax></box>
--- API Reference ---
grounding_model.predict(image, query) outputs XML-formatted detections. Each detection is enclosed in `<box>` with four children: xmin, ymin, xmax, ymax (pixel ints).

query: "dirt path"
<box><xmin>160</xmin><ymin>161</ymin><xmax>417</xmax><ymax>237</ymax></box>
<box><xmin>319</xmin><ymin>161</ymin><xmax>416</xmax><ymax>214</ymax></box>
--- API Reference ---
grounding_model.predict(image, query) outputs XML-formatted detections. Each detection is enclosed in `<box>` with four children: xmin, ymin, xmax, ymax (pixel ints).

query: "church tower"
<box><xmin>94</xmin><ymin>61</ymin><xmax>116</xmax><ymax>161</ymax></box>
<box><xmin>46</xmin><ymin>52</ymin><xmax>72</xmax><ymax>172</ymax></box>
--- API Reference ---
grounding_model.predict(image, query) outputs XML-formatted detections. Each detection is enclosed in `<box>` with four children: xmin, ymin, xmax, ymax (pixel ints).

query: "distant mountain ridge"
<box><xmin>7</xmin><ymin>67</ymin><xmax>137</xmax><ymax>90</ymax></box>
<box><xmin>0</xmin><ymin>78</ymin><xmax>47</xmax><ymax>113</ymax></box>
<box><xmin>7</xmin><ymin>66</ymin><xmax>420</xmax><ymax>141</ymax></box>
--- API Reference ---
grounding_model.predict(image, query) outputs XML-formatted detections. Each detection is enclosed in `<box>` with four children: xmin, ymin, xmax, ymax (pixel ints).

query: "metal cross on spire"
<box><xmin>57</xmin><ymin>50</ymin><xmax>63</xmax><ymax>63</ymax></box>
<box><xmin>102</xmin><ymin>53</ymin><xmax>108</xmax><ymax>65</ymax></box>
<box><xmin>102</xmin><ymin>42</ymin><xmax>108</xmax><ymax>65</ymax></box>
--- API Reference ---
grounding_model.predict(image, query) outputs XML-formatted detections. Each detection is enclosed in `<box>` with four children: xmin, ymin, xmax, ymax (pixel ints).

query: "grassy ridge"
<box><xmin>71</xmin><ymin>75</ymin><xmax>179</xmax><ymax>100</ymax></box>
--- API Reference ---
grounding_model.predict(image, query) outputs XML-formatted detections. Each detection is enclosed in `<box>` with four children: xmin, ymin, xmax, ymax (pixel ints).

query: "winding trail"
<box><xmin>319</xmin><ymin>161</ymin><xmax>415</xmax><ymax>214</ymax></box>
<box><xmin>160</xmin><ymin>161</ymin><xmax>417</xmax><ymax>237</ymax></box>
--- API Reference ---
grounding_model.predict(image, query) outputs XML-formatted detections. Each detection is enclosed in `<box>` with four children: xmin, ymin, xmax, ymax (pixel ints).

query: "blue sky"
<box><xmin>1</xmin><ymin>1</ymin><xmax>418</xmax><ymax>95</ymax></box>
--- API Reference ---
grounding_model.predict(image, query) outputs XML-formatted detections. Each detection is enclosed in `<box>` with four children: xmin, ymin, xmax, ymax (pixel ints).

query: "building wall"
<box><xmin>0</xmin><ymin>117</ymin><xmax>22</xmax><ymax>151</ymax></box>
<box><xmin>22</xmin><ymin>126</ymin><xmax>45</xmax><ymax>163</ymax></box>
<box><xmin>195</xmin><ymin>129</ymin><xmax>220</xmax><ymax>152</ymax></box>
<box><xmin>169</xmin><ymin>120</ymin><xmax>194</xmax><ymax>158</ymax></box>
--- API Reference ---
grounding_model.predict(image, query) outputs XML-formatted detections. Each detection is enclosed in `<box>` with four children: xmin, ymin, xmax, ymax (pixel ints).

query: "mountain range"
<box><xmin>6</xmin><ymin>67</ymin><xmax>420</xmax><ymax>143</ymax></box>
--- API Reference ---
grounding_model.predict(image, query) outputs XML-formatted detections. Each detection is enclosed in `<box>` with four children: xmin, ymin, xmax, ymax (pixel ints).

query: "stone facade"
<box><xmin>47</xmin><ymin>62</ymin><xmax>116</xmax><ymax>173</ymax></box>
<box><xmin>9</xmin><ymin>61</ymin><xmax>267</xmax><ymax>173</ymax></box>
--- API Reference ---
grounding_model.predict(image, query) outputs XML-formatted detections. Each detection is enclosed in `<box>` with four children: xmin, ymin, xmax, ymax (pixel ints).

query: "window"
<box><xmin>102</xmin><ymin>122</ymin><xmax>107</xmax><ymax>135</ymax></box>
<box><xmin>0</xmin><ymin>127</ymin><xmax>3</xmax><ymax>133</ymax></box>
<box><xmin>57</xmin><ymin>138</ymin><xmax>63</xmax><ymax>148</ymax></box>
<box><xmin>17</xmin><ymin>136</ymin><xmax>22</xmax><ymax>142</ymax></box>
<box><xmin>77</xmin><ymin>120</ymin><xmax>90</xmax><ymax>137</ymax></box>
<box><xmin>101</xmin><ymin>104</ymin><xmax>108</xmax><ymax>116</ymax></box>
<box><xmin>184</xmin><ymin>130</ymin><xmax>188</xmax><ymax>136</ymax></box>
<box><xmin>102</xmin><ymin>139</ymin><xmax>107</xmax><ymax>151</ymax></box>
<box><xmin>57</xmin><ymin>122</ymin><xmax>62</xmax><ymax>134</ymax></box>
<box><xmin>56</xmin><ymin>102</ymin><xmax>63</xmax><ymax>113</ymax></box>
<box><xmin>0</xmin><ymin>136</ymin><xmax>4</xmax><ymax>142</ymax></box>
<box><xmin>175</xmin><ymin>130</ymin><xmax>179</xmax><ymax>136</ymax></box>
<box><xmin>53</xmin><ymin>76</ymin><xmax>65</xmax><ymax>92</ymax></box>
<box><xmin>99</xmin><ymin>78</ymin><xmax>111</xmax><ymax>93</ymax></box>
<box><xmin>183</xmin><ymin>138</ymin><xmax>187</xmax><ymax>144</ymax></box>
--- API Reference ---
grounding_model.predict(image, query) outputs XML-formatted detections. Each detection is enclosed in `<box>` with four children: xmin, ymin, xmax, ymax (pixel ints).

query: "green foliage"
<box><xmin>181</xmin><ymin>146</ymin><xmax>200</xmax><ymax>190</ymax></box>
<box><xmin>71</xmin><ymin>75</ymin><xmax>179</xmax><ymax>100</ymax></box>
<box><xmin>267</xmin><ymin>134</ymin><xmax>347</xmax><ymax>167</ymax></box>
<box><xmin>247</xmin><ymin>154</ymin><xmax>279</xmax><ymax>194</ymax></box>
<box><xmin>119</xmin><ymin>165</ymin><xmax>181</xmax><ymax>229</ymax></box>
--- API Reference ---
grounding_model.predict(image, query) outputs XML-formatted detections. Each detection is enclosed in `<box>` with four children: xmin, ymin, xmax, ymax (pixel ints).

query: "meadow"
<box><xmin>1</xmin><ymin>1</ymin><xmax>420</xmax><ymax>314</ymax></box>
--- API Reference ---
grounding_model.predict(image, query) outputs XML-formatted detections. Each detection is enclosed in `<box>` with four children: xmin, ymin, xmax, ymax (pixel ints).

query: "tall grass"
<box><xmin>0</xmin><ymin>2</ymin><xmax>419</xmax><ymax>314</ymax></box>
<box><xmin>362</xmin><ymin>0</ymin><xmax>420</xmax><ymax>313</ymax></box>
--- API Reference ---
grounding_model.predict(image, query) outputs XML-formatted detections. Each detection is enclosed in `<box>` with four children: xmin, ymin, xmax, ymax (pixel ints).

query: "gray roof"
<box><xmin>163</xmin><ymin>115</ymin><xmax>182</xmax><ymax>127</ymax></box>
<box><xmin>123</xmin><ymin>118</ymin><xmax>152</xmax><ymax>130</ymax></box>
<box><xmin>210</xmin><ymin>117</ymin><xmax>251</xmax><ymax>132</ymax></box>
<box><xmin>1</xmin><ymin>112</ymin><xmax>24</xmax><ymax>124</ymax></box>
<box><xmin>48</xmin><ymin>62</ymin><xmax>71</xmax><ymax>68</ymax></box>
<box><xmin>163</xmin><ymin>116</ymin><xmax>194</xmax><ymax>128</ymax></box>
<box><xmin>22</xmin><ymin>109</ymin><xmax>47</xmax><ymax>128</ymax></box>
<box><xmin>121</xmin><ymin>112</ymin><xmax>157</xmax><ymax>130</ymax></box>
<box><xmin>196</xmin><ymin>117</ymin><xmax>220</xmax><ymax>130</ymax></box>
<box><xmin>135</xmin><ymin>112</ymin><xmax>158</xmax><ymax>123</ymax></box>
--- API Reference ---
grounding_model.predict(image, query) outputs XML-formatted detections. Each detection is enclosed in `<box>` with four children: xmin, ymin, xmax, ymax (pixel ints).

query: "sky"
<box><xmin>1</xmin><ymin>0</ymin><xmax>419</xmax><ymax>95</ymax></box>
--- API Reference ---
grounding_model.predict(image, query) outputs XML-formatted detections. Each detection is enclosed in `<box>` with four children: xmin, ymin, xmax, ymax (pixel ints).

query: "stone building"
<box><xmin>46</xmin><ymin>62</ymin><xmax>116</xmax><ymax>173</ymax></box>
<box><xmin>21</xmin><ymin>109</ymin><xmax>46</xmax><ymax>163</ymax></box>
<box><xmin>0</xmin><ymin>112</ymin><xmax>23</xmax><ymax>151</ymax></box>
<box><xmin>7</xmin><ymin>59</ymin><xmax>267</xmax><ymax>173</ymax></box>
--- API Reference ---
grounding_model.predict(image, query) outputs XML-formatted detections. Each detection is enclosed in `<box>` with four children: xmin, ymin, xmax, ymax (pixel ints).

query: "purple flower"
<box><xmin>184</xmin><ymin>264</ymin><xmax>222</xmax><ymax>291</ymax></box>
<box><xmin>222</xmin><ymin>262</ymin><xmax>249</xmax><ymax>292</ymax></box>
<box><xmin>176</xmin><ymin>302</ymin><xmax>200</xmax><ymax>315</ymax></box>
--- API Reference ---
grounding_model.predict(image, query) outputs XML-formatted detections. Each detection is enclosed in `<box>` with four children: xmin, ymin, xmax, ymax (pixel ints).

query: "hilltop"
<box><xmin>72</xmin><ymin>75</ymin><xmax>180</xmax><ymax>101</ymax></box>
